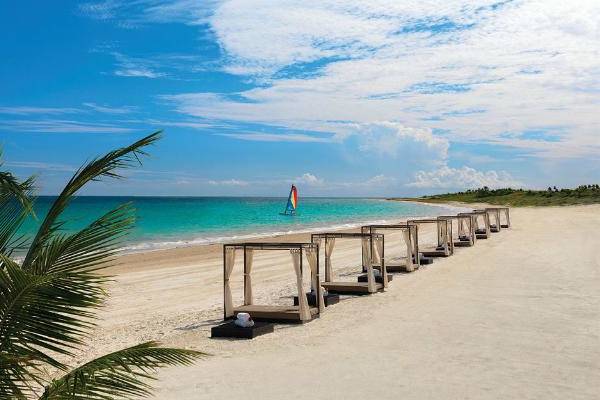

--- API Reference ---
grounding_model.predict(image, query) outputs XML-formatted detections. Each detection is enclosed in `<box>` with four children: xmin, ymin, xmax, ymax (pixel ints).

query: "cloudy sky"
<box><xmin>1</xmin><ymin>1</ymin><xmax>598</xmax><ymax>196</ymax></box>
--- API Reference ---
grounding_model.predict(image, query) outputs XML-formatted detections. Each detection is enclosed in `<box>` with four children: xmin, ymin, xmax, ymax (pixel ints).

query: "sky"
<box><xmin>0</xmin><ymin>0</ymin><xmax>598</xmax><ymax>196</ymax></box>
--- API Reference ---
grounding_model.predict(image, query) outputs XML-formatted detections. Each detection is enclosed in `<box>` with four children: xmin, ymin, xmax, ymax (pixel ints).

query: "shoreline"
<box><xmin>115</xmin><ymin>200</ymin><xmax>471</xmax><ymax>257</ymax></box>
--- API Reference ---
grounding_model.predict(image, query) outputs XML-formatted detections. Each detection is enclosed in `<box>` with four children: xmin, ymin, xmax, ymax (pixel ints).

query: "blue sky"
<box><xmin>1</xmin><ymin>1</ymin><xmax>598</xmax><ymax>196</ymax></box>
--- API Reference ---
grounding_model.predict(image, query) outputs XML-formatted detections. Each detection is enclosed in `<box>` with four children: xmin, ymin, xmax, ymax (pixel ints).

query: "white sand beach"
<box><xmin>84</xmin><ymin>205</ymin><xmax>600</xmax><ymax>399</ymax></box>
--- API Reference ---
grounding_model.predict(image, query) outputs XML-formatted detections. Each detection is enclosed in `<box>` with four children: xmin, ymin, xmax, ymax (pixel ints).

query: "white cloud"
<box><xmin>83</xmin><ymin>102</ymin><xmax>137</xmax><ymax>114</ymax></box>
<box><xmin>407</xmin><ymin>166</ymin><xmax>522</xmax><ymax>189</ymax></box>
<box><xmin>112</xmin><ymin>52</ymin><xmax>165</xmax><ymax>78</ymax></box>
<box><xmin>294</xmin><ymin>173</ymin><xmax>325</xmax><ymax>186</ymax></box>
<box><xmin>354</xmin><ymin>122</ymin><xmax>448</xmax><ymax>160</ymax></box>
<box><xmin>208</xmin><ymin>179</ymin><xmax>249</xmax><ymax>186</ymax></box>
<box><xmin>364</xmin><ymin>174</ymin><xmax>395</xmax><ymax>187</ymax></box>
<box><xmin>78</xmin><ymin>0</ymin><xmax>600</xmax><ymax>190</ymax></box>
<box><xmin>218</xmin><ymin>132</ymin><xmax>332</xmax><ymax>143</ymax></box>
<box><xmin>5</xmin><ymin>161</ymin><xmax>76</xmax><ymax>172</ymax></box>
<box><xmin>0</xmin><ymin>119</ymin><xmax>134</xmax><ymax>134</ymax></box>
<box><xmin>339</xmin><ymin>174</ymin><xmax>396</xmax><ymax>188</ymax></box>
<box><xmin>160</xmin><ymin>0</ymin><xmax>600</xmax><ymax>160</ymax></box>
<box><xmin>0</xmin><ymin>106</ymin><xmax>80</xmax><ymax>115</ymax></box>
<box><xmin>114</xmin><ymin>68</ymin><xmax>163</xmax><ymax>79</ymax></box>
<box><xmin>80</xmin><ymin>0</ymin><xmax>220</xmax><ymax>26</ymax></box>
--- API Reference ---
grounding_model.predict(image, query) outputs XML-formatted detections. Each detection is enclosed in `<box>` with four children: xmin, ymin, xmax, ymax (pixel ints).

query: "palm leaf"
<box><xmin>0</xmin><ymin>258</ymin><xmax>96</xmax><ymax>366</ymax></box>
<box><xmin>0</xmin><ymin>174</ymin><xmax>36</xmax><ymax>257</ymax></box>
<box><xmin>40</xmin><ymin>342</ymin><xmax>205</xmax><ymax>400</ymax></box>
<box><xmin>32</xmin><ymin>203</ymin><xmax>135</xmax><ymax>275</ymax></box>
<box><xmin>0</xmin><ymin>352</ymin><xmax>38</xmax><ymax>399</ymax></box>
<box><xmin>0</xmin><ymin>154</ymin><xmax>36</xmax><ymax>216</ymax></box>
<box><xmin>22</xmin><ymin>131</ymin><xmax>161</xmax><ymax>271</ymax></box>
<box><xmin>0</xmin><ymin>132</ymin><xmax>204</xmax><ymax>399</ymax></box>
<box><xmin>0</xmin><ymin>204</ymin><xmax>137</xmax><ymax>375</ymax></box>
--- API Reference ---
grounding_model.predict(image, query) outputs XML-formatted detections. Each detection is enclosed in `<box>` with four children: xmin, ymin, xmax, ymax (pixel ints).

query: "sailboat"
<box><xmin>280</xmin><ymin>184</ymin><xmax>298</xmax><ymax>216</ymax></box>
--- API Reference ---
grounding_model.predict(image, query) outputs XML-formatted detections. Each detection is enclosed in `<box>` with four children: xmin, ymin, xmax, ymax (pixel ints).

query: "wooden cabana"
<box><xmin>407</xmin><ymin>218</ymin><xmax>454</xmax><ymax>257</ymax></box>
<box><xmin>485</xmin><ymin>208</ymin><xmax>502</xmax><ymax>232</ymax></box>
<box><xmin>470</xmin><ymin>210</ymin><xmax>491</xmax><ymax>239</ymax></box>
<box><xmin>438</xmin><ymin>214</ymin><xmax>476</xmax><ymax>247</ymax></box>
<box><xmin>487</xmin><ymin>207</ymin><xmax>511</xmax><ymax>228</ymax></box>
<box><xmin>360</xmin><ymin>223</ymin><xmax>418</xmax><ymax>272</ymax></box>
<box><xmin>222</xmin><ymin>242</ymin><xmax>322</xmax><ymax>324</ymax></box>
<box><xmin>311</xmin><ymin>232</ymin><xmax>386</xmax><ymax>295</ymax></box>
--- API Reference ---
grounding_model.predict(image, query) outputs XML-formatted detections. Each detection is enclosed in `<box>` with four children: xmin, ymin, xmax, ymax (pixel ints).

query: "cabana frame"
<box><xmin>485</xmin><ymin>208</ymin><xmax>502</xmax><ymax>232</ymax></box>
<box><xmin>407</xmin><ymin>218</ymin><xmax>454</xmax><ymax>257</ymax></box>
<box><xmin>470</xmin><ymin>210</ymin><xmax>491</xmax><ymax>239</ymax></box>
<box><xmin>311</xmin><ymin>232</ymin><xmax>386</xmax><ymax>295</ymax></box>
<box><xmin>486</xmin><ymin>207</ymin><xmax>511</xmax><ymax>228</ymax></box>
<box><xmin>360</xmin><ymin>224</ymin><xmax>418</xmax><ymax>272</ymax></box>
<box><xmin>222</xmin><ymin>242</ymin><xmax>322</xmax><ymax>324</ymax></box>
<box><xmin>438</xmin><ymin>214</ymin><xmax>476</xmax><ymax>247</ymax></box>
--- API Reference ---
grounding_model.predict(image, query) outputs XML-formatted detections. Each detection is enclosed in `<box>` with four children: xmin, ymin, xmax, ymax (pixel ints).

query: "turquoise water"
<box><xmin>22</xmin><ymin>197</ymin><xmax>466</xmax><ymax>252</ymax></box>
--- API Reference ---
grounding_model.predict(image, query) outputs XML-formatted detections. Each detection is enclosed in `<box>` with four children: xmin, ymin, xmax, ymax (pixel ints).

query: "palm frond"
<box><xmin>32</xmin><ymin>203</ymin><xmax>135</xmax><ymax>275</ymax></box>
<box><xmin>0</xmin><ymin>204</ymin><xmax>137</xmax><ymax>374</ymax></box>
<box><xmin>0</xmin><ymin>132</ymin><xmax>204</xmax><ymax>399</ymax></box>
<box><xmin>0</xmin><ymin>158</ymin><xmax>36</xmax><ymax>216</ymax></box>
<box><xmin>40</xmin><ymin>342</ymin><xmax>205</xmax><ymax>400</ymax></box>
<box><xmin>0</xmin><ymin>258</ymin><xmax>97</xmax><ymax>368</ymax></box>
<box><xmin>0</xmin><ymin>174</ymin><xmax>36</xmax><ymax>257</ymax></box>
<box><xmin>22</xmin><ymin>131</ymin><xmax>161</xmax><ymax>271</ymax></box>
<box><xmin>0</xmin><ymin>352</ymin><xmax>37</xmax><ymax>399</ymax></box>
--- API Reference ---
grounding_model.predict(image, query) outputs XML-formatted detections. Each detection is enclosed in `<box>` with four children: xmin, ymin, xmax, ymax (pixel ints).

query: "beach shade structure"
<box><xmin>222</xmin><ymin>242</ymin><xmax>322</xmax><ymax>324</ymax></box>
<box><xmin>311</xmin><ymin>232</ymin><xmax>386</xmax><ymax>295</ymax></box>
<box><xmin>485</xmin><ymin>208</ymin><xmax>502</xmax><ymax>233</ymax></box>
<box><xmin>360</xmin><ymin>223</ymin><xmax>419</xmax><ymax>272</ymax></box>
<box><xmin>407</xmin><ymin>218</ymin><xmax>454</xmax><ymax>258</ymax></box>
<box><xmin>438</xmin><ymin>214</ymin><xmax>476</xmax><ymax>247</ymax></box>
<box><xmin>470</xmin><ymin>210</ymin><xmax>491</xmax><ymax>239</ymax></box>
<box><xmin>486</xmin><ymin>207</ymin><xmax>511</xmax><ymax>229</ymax></box>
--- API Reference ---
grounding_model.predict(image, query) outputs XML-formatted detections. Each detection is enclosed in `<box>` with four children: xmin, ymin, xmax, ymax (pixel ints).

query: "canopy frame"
<box><xmin>360</xmin><ymin>224</ymin><xmax>418</xmax><ymax>272</ymax></box>
<box><xmin>471</xmin><ymin>210</ymin><xmax>492</xmax><ymax>238</ymax></box>
<box><xmin>311</xmin><ymin>232</ymin><xmax>386</xmax><ymax>294</ymax></box>
<box><xmin>485</xmin><ymin>208</ymin><xmax>502</xmax><ymax>232</ymax></box>
<box><xmin>486</xmin><ymin>207</ymin><xmax>511</xmax><ymax>228</ymax></box>
<box><xmin>222</xmin><ymin>242</ymin><xmax>321</xmax><ymax>322</ymax></box>
<box><xmin>438</xmin><ymin>215</ymin><xmax>476</xmax><ymax>246</ymax></box>
<box><xmin>407</xmin><ymin>218</ymin><xmax>454</xmax><ymax>257</ymax></box>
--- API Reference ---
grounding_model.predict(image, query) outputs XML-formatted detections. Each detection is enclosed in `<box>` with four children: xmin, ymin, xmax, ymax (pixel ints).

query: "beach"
<box><xmin>83</xmin><ymin>204</ymin><xmax>600</xmax><ymax>399</ymax></box>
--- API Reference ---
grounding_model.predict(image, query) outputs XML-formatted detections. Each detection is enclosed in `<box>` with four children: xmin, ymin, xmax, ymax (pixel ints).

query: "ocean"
<box><xmin>21</xmin><ymin>196</ymin><xmax>467</xmax><ymax>253</ymax></box>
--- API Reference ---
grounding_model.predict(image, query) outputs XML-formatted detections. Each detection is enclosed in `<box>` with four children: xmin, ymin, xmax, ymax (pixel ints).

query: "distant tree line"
<box><xmin>424</xmin><ymin>184</ymin><xmax>600</xmax><ymax>199</ymax></box>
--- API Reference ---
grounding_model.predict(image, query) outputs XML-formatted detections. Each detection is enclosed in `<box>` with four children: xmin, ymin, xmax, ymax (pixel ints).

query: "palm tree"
<box><xmin>0</xmin><ymin>132</ymin><xmax>204</xmax><ymax>399</ymax></box>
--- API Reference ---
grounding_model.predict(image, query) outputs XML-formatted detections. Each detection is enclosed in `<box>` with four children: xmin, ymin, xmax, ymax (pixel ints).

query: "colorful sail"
<box><xmin>281</xmin><ymin>184</ymin><xmax>298</xmax><ymax>215</ymax></box>
<box><xmin>290</xmin><ymin>185</ymin><xmax>298</xmax><ymax>210</ymax></box>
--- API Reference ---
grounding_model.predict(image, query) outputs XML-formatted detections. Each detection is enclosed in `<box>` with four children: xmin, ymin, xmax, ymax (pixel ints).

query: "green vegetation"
<box><xmin>398</xmin><ymin>185</ymin><xmax>600</xmax><ymax>206</ymax></box>
<box><xmin>0</xmin><ymin>132</ymin><xmax>205</xmax><ymax>399</ymax></box>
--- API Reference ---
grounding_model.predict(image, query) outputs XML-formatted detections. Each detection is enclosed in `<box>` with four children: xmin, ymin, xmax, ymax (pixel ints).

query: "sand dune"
<box><xmin>84</xmin><ymin>205</ymin><xmax>600</xmax><ymax>399</ymax></box>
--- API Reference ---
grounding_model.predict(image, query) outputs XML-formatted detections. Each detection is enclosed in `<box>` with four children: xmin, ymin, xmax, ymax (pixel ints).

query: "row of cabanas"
<box><xmin>216</xmin><ymin>207</ymin><xmax>511</xmax><ymax>333</ymax></box>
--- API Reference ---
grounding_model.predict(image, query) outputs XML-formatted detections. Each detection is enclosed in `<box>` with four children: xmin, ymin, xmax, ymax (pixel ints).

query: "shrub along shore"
<box><xmin>390</xmin><ymin>185</ymin><xmax>600</xmax><ymax>206</ymax></box>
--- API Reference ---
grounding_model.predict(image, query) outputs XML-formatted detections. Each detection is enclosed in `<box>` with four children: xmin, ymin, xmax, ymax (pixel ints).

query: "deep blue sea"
<box><xmin>21</xmin><ymin>197</ymin><xmax>467</xmax><ymax>252</ymax></box>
